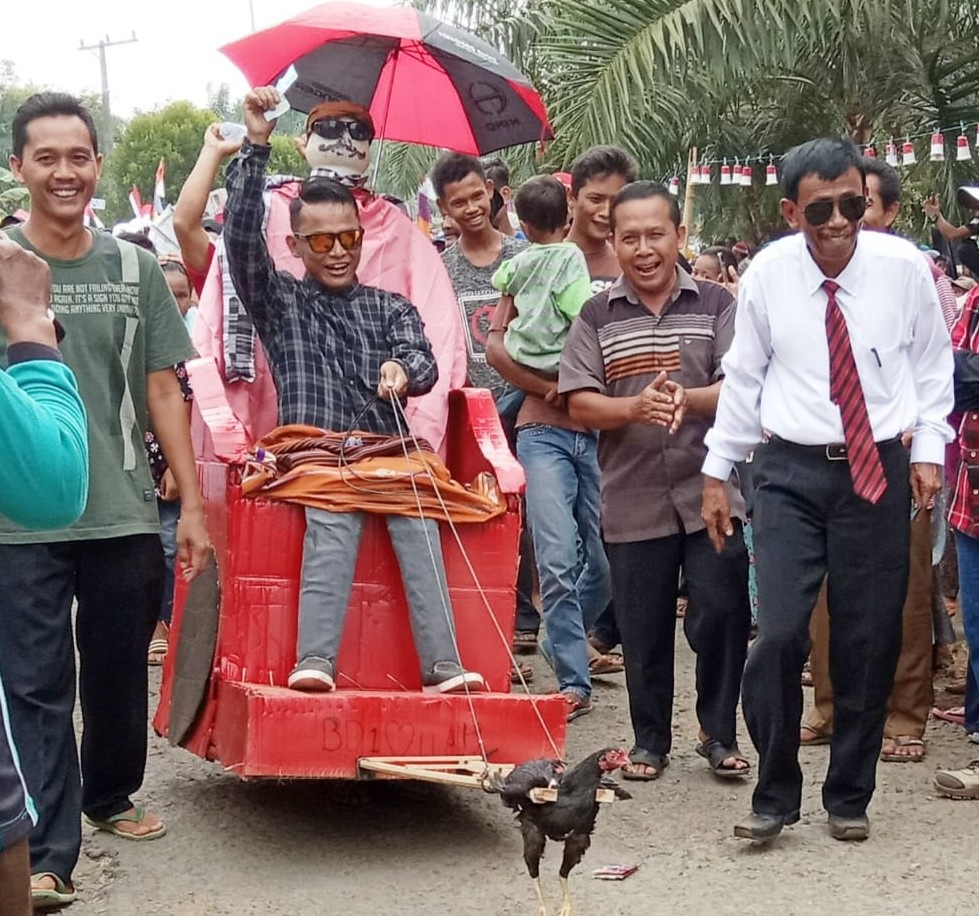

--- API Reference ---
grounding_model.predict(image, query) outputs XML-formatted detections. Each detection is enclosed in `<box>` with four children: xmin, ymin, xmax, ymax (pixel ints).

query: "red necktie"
<box><xmin>823</xmin><ymin>280</ymin><xmax>887</xmax><ymax>504</ymax></box>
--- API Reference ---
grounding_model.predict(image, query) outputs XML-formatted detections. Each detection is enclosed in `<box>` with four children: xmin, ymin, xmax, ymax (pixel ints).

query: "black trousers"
<box><xmin>746</xmin><ymin>438</ymin><xmax>910</xmax><ymax>819</ymax></box>
<box><xmin>0</xmin><ymin>535</ymin><xmax>163</xmax><ymax>879</ymax></box>
<box><xmin>608</xmin><ymin>524</ymin><xmax>750</xmax><ymax>757</ymax></box>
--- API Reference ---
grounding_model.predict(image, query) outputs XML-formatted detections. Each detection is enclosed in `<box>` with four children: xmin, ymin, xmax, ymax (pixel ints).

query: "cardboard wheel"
<box><xmin>168</xmin><ymin>551</ymin><xmax>220</xmax><ymax>746</ymax></box>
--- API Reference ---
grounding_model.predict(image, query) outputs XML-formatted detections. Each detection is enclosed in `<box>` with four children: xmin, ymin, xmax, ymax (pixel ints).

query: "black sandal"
<box><xmin>622</xmin><ymin>748</ymin><xmax>669</xmax><ymax>781</ymax></box>
<box><xmin>696</xmin><ymin>739</ymin><xmax>752</xmax><ymax>779</ymax></box>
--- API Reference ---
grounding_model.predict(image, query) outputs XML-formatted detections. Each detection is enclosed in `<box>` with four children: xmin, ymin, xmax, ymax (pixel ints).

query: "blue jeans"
<box><xmin>516</xmin><ymin>425</ymin><xmax>610</xmax><ymax>699</ymax></box>
<box><xmin>157</xmin><ymin>498</ymin><xmax>181</xmax><ymax>625</ymax></box>
<box><xmin>954</xmin><ymin>531</ymin><xmax>979</xmax><ymax>732</ymax></box>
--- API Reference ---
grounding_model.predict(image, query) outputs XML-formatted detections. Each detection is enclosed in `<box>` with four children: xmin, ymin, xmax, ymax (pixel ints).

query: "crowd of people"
<box><xmin>1</xmin><ymin>83</ymin><xmax>979</xmax><ymax>911</ymax></box>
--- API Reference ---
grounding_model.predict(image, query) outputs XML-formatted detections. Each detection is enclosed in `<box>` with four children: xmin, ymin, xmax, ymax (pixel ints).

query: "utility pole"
<box><xmin>78</xmin><ymin>32</ymin><xmax>138</xmax><ymax>154</ymax></box>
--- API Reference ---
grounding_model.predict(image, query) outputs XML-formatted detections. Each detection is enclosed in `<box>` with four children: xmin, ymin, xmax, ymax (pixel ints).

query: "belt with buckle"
<box><xmin>768</xmin><ymin>434</ymin><xmax>902</xmax><ymax>461</ymax></box>
<box><xmin>768</xmin><ymin>435</ymin><xmax>849</xmax><ymax>460</ymax></box>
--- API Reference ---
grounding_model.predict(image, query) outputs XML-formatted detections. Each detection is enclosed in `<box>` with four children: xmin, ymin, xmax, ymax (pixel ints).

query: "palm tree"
<box><xmin>405</xmin><ymin>0</ymin><xmax>979</xmax><ymax>241</ymax></box>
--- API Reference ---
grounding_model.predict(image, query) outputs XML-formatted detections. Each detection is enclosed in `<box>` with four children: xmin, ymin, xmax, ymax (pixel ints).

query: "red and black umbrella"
<box><xmin>220</xmin><ymin>2</ymin><xmax>553</xmax><ymax>156</ymax></box>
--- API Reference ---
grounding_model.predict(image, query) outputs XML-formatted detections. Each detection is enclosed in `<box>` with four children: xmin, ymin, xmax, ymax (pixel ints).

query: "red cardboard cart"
<box><xmin>153</xmin><ymin>360</ymin><xmax>567</xmax><ymax>782</ymax></box>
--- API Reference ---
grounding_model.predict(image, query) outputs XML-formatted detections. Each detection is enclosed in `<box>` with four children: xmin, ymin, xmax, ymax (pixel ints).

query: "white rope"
<box><xmin>387</xmin><ymin>391</ymin><xmax>490</xmax><ymax>765</ymax></box>
<box><xmin>389</xmin><ymin>393</ymin><xmax>561</xmax><ymax>761</ymax></box>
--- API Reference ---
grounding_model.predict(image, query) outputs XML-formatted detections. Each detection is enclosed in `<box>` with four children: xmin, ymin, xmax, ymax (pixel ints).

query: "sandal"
<box><xmin>147</xmin><ymin>637</ymin><xmax>168</xmax><ymax>666</ymax></box>
<box><xmin>563</xmin><ymin>691</ymin><xmax>592</xmax><ymax>722</ymax></box>
<box><xmin>31</xmin><ymin>873</ymin><xmax>76</xmax><ymax>909</ymax></box>
<box><xmin>932</xmin><ymin>706</ymin><xmax>966</xmax><ymax>726</ymax></box>
<box><xmin>622</xmin><ymin>748</ymin><xmax>669</xmax><ymax>781</ymax></box>
<box><xmin>880</xmin><ymin>736</ymin><xmax>926</xmax><ymax>763</ymax></box>
<box><xmin>588</xmin><ymin>652</ymin><xmax>624</xmax><ymax>676</ymax></box>
<box><xmin>512</xmin><ymin>631</ymin><xmax>538</xmax><ymax>655</ymax></box>
<box><xmin>696</xmin><ymin>738</ymin><xmax>752</xmax><ymax>778</ymax></box>
<box><xmin>800</xmin><ymin>724</ymin><xmax>832</xmax><ymax>747</ymax></box>
<box><xmin>510</xmin><ymin>662</ymin><xmax>534</xmax><ymax>685</ymax></box>
<box><xmin>587</xmin><ymin>633</ymin><xmax>615</xmax><ymax>655</ymax></box>
<box><xmin>801</xmin><ymin>661</ymin><xmax>813</xmax><ymax>688</ymax></box>
<box><xmin>85</xmin><ymin>805</ymin><xmax>167</xmax><ymax>841</ymax></box>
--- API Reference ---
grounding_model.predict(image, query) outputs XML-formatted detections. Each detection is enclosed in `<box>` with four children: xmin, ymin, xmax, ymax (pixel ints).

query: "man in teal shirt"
<box><xmin>0</xmin><ymin>235</ymin><xmax>87</xmax><ymax>914</ymax></box>
<box><xmin>2</xmin><ymin>92</ymin><xmax>210</xmax><ymax>909</ymax></box>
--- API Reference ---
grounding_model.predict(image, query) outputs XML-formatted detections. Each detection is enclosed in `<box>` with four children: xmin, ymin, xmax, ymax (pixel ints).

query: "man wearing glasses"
<box><xmin>701</xmin><ymin>138</ymin><xmax>953</xmax><ymax>842</ymax></box>
<box><xmin>223</xmin><ymin>86</ymin><xmax>485</xmax><ymax>696</ymax></box>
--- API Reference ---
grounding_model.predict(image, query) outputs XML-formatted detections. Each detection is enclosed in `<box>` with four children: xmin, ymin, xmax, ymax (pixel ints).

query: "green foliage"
<box><xmin>413</xmin><ymin>0</ymin><xmax>979</xmax><ymax>245</ymax></box>
<box><xmin>268</xmin><ymin>134</ymin><xmax>307</xmax><ymax>178</ymax></box>
<box><xmin>374</xmin><ymin>141</ymin><xmax>441</xmax><ymax>201</ymax></box>
<box><xmin>0</xmin><ymin>165</ymin><xmax>29</xmax><ymax>219</ymax></box>
<box><xmin>102</xmin><ymin>102</ymin><xmax>217</xmax><ymax>223</ymax></box>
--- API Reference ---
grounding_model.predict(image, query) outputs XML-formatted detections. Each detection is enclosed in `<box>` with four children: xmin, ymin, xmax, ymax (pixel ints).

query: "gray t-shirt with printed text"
<box><xmin>441</xmin><ymin>234</ymin><xmax>527</xmax><ymax>393</ymax></box>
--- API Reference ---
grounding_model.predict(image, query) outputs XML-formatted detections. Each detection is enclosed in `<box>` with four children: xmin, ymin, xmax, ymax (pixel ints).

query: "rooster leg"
<box><xmin>521</xmin><ymin>820</ymin><xmax>549</xmax><ymax>916</ymax></box>
<box><xmin>557</xmin><ymin>833</ymin><xmax>590</xmax><ymax>916</ymax></box>
<box><xmin>534</xmin><ymin>877</ymin><xmax>551</xmax><ymax>916</ymax></box>
<box><xmin>557</xmin><ymin>876</ymin><xmax>572</xmax><ymax>916</ymax></box>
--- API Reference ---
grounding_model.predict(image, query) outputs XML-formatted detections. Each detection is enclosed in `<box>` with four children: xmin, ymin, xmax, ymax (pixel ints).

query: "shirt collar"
<box><xmin>798</xmin><ymin>231</ymin><xmax>864</xmax><ymax>298</ymax></box>
<box><xmin>304</xmin><ymin>276</ymin><xmax>360</xmax><ymax>300</ymax></box>
<box><xmin>607</xmin><ymin>266</ymin><xmax>699</xmax><ymax>307</ymax></box>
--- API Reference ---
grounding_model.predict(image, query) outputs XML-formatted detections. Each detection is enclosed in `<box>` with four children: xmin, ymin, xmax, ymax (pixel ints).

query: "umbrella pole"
<box><xmin>368</xmin><ymin>50</ymin><xmax>397</xmax><ymax>191</ymax></box>
<box><xmin>370</xmin><ymin>139</ymin><xmax>386</xmax><ymax>189</ymax></box>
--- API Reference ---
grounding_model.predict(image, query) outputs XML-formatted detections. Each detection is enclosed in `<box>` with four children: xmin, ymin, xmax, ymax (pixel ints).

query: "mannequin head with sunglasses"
<box><xmin>286</xmin><ymin>178</ymin><xmax>363</xmax><ymax>291</ymax></box>
<box><xmin>779</xmin><ymin>138</ymin><xmax>868</xmax><ymax>278</ymax></box>
<box><xmin>301</xmin><ymin>100</ymin><xmax>376</xmax><ymax>185</ymax></box>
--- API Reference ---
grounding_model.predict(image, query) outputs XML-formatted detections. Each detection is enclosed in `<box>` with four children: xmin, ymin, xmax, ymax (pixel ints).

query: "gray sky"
<box><xmin>3</xmin><ymin>0</ymin><xmax>398</xmax><ymax>116</ymax></box>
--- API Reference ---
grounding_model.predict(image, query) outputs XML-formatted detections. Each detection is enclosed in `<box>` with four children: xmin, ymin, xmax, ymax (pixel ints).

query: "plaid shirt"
<box><xmin>948</xmin><ymin>286</ymin><xmax>979</xmax><ymax>537</ymax></box>
<box><xmin>223</xmin><ymin>140</ymin><xmax>437</xmax><ymax>435</ymax></box>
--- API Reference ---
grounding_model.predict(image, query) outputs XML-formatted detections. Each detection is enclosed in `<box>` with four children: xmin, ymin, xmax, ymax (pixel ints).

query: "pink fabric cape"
<box><xmin>191</xmin><ymin>184</ymin><xmax>466</xmax><ymax>455</ymax></box>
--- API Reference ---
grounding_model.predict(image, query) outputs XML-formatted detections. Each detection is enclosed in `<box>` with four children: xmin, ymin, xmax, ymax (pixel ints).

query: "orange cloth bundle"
<box><xmin>240</xmin><ymin>425</ymin><xmax>506</xmax><ymax>523</ymax></box>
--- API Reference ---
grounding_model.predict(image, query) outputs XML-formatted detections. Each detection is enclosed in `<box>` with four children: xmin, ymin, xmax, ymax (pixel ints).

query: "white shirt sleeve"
<box><xmin>907</xmin><ymin>260</ymin><xmax>954</xmax><ymax>465</ymax></box>
<box><xmin>702</xmin><ymin>269</ymin><xmax>771</xmax><ymax>480</ymax></box>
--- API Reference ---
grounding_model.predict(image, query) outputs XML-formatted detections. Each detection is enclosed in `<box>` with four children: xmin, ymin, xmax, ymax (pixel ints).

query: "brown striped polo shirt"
<box><xmin>559</xmin><ymin>268</ymin><xmax>746</xmax><ymax>542</ymax></box>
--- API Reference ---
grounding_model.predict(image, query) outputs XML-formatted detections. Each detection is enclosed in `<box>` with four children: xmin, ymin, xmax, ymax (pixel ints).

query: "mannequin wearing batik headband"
<box><xmin>191</xmin><ymin>98</ymin><xmax>466</xmax><ymax>454</ymax></box>
<box><xmin>297</xmin><ymin>101</ymin><xmax>376</xmax><ymax>188</ymax></box>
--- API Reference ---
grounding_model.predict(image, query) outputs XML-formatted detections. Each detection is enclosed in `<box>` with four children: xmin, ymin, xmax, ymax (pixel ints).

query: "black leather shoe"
<box><xmin>733</xmin><ymin>810</ymin><xmax>800</xmax><ymax>840</ymax></box>
<box><xmin>827</xmin><ymin>813</ymin><xmax>869</xmax><ymax>841</ymax></box>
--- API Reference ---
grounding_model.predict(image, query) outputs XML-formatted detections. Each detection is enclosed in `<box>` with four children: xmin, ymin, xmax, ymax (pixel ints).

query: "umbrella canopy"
<box><xmin>220</xmin><ymin>2</ymin><xmax>553</xmax><ymax>156</ymax></box>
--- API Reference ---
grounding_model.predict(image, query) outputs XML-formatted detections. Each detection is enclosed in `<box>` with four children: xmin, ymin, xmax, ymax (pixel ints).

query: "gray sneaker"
<box><xmin>422</xmin><ymin>661</ymin><xmax>486</xmax><ymax>694</ymax></box>
<box><xmin>288</xmin><ymin>656</ymin><xmax>336</xmax><ymax>692</ymax></box>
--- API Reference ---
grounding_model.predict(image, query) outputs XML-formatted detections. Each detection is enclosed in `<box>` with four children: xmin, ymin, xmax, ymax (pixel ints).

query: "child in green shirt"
<box><xmin>492</xmin><ymin>175</ymin><xmax>592</xmax><ymax>377</ymax></box>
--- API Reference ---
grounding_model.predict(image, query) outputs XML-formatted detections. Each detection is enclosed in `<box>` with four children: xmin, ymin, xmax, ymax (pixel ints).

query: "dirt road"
<box><xmin>69</xmin><ymin>636</ymin><xmax>977</xmax><ymax>915</ymax></box>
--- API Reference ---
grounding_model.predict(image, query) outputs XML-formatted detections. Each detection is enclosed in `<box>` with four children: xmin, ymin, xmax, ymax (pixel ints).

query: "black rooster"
<box><xmin>490</xmin><ymin>748</ymin><xmax>631</xmax><ymax>916</ymax></box>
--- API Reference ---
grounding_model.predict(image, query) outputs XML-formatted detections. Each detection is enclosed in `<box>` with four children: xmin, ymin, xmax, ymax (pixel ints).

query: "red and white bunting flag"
<box><xmin>84</xmin><ymin>204</ymin><xmax>104</xmax><ymax>229</ymax></box>
<box><xmin>153</xmin><ymin>158</ymin><xmax>166</xmax><ymax>215</ymax></box>
<box><xmin>128</xmin><ymin>184</ymin><xmax>143</xmax><ymax>220</ymax></box>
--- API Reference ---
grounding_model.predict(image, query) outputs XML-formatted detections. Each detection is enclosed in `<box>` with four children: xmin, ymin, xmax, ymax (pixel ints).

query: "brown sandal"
<box><xmin>588</xmin><ymin>652</ymin><xmax>624</xmax><ymax>676</ymax></box>
<box><xmin>800</xmin><ymin>725</ymin><xmax>831</xmax><ymax>746</ymax></box>
<box><xmin>880</xmin><ymin>736</ymin><xmax>926</xmax><ymax>763</ymax></box>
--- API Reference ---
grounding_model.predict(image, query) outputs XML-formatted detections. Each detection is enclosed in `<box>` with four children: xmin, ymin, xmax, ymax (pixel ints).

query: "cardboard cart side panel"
<box><xmin>210</xmin><ymin>684</ymin><xmax>567</xmax><ymax>779</ymax></box>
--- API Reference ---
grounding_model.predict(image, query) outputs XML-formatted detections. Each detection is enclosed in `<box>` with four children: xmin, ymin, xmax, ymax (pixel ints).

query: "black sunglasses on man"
<box><xmin>804</xmin><ymin>194</ymin><xmax>867</xmax><ymax>226</ymax></box>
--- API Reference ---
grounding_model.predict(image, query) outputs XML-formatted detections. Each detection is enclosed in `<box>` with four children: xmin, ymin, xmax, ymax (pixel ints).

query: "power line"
<box><xmin>78</xmin><ymin>32</ymin><xmax>138</xmax><ymax>154</ymax></box>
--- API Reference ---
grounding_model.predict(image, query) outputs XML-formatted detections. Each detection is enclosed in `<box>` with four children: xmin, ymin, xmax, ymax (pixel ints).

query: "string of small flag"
<box><xmin>666</xmin><ymin>122</ymin><xmax>979</xmax><ymax>194</ymax></box>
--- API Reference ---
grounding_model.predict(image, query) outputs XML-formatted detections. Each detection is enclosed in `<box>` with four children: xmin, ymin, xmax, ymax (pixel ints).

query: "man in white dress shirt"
<box><xmin>701</xmin><ymin>138</ymin><xmax>953</xmax><ymax>842</ymax></box>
